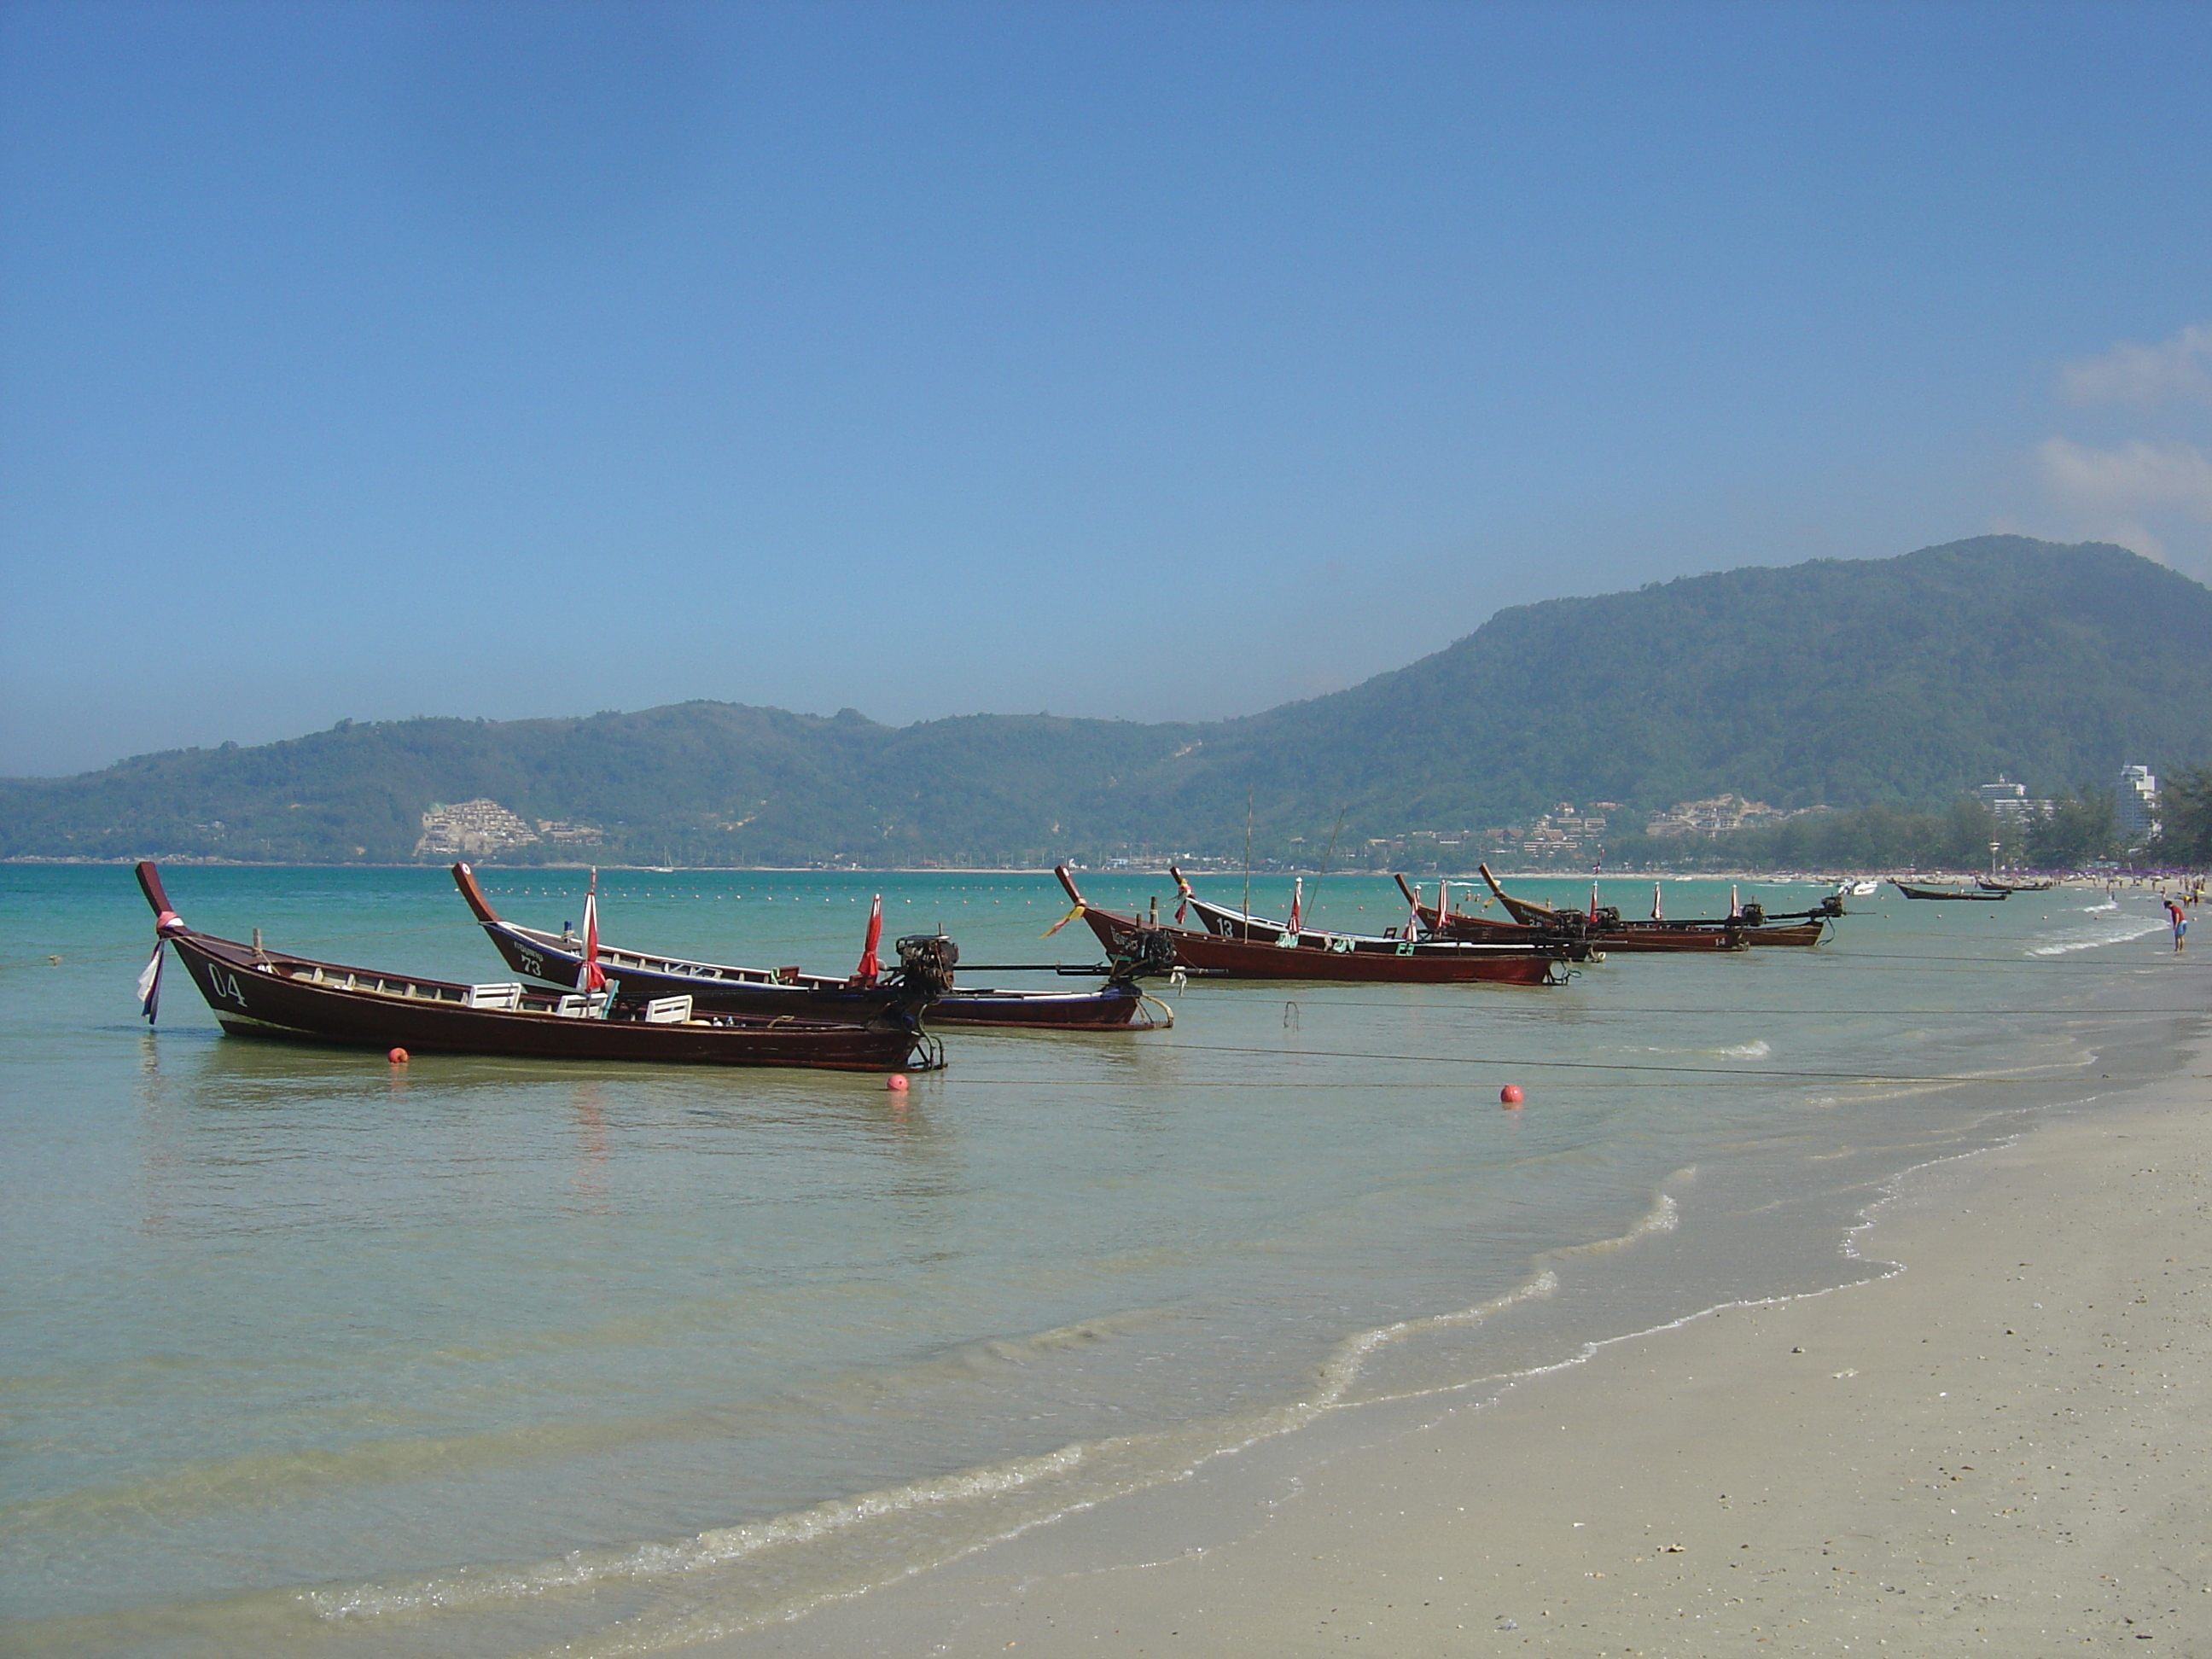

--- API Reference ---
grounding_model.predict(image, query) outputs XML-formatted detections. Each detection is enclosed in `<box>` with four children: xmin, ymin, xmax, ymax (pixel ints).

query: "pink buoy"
<box><xmin>388</xmin><ymin>1047</ymin><xmax>409</xmax><ymax>1065</ymax></box>
<box><xmin>886</xmin><ymin>1074</ymin><xmax>909</xmax><ymax>1091</ymax></box>
<box><xmin>1499</xmin><ymin>1084</ymin><xmax>1523</xmax><ymax>1107</ymax></box>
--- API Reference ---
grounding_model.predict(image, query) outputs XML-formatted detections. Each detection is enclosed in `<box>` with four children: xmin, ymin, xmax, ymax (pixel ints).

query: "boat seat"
<box><xmin>554</xmin><ymin>992</ymin><xmax>610</xmax><ymax>1017</ymax></box>
<box><xmin>643</xmin><ymin>995</ymin><xmax>694</xmax><ymax>1024</ymax></box>
<box><xmin>464</xmin><ymin>983</ymin><xmax>525</xmax><ymax>1010</ymax></box>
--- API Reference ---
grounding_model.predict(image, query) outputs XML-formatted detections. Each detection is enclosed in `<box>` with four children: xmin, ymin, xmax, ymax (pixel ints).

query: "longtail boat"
<box><xmin>1394</xmin><ymin>875</ymin><xmax>1746</xmax><ymax>953</ymax></box>
<box><xmin>1977</xmin><ymin>876</ymin><xmax>2054</xmax><ymax>893</ymax></box>
<box><xmin>451</xmin><ymin>864</ymin><xmax>1168</xmax><ymax>1030</ymax></box>
<box><xmin>1476</xmin><ymin>864</ymin><xmax>1832</xmax><ymax>947</ymax></box>
<box><xmin>1052</xmin><ymin>867</ymin><xmax>1576</xmax><ymax>986</ymax></box>
<box><xmin>135</xmin><ymin>864</ymin><xmax>940</xmax><ymax>1072</ymax></box>
<box><xmin>1893</xmin><ymin>879</ymin><xmax>2007</xmax><ymax>902</ymax></box>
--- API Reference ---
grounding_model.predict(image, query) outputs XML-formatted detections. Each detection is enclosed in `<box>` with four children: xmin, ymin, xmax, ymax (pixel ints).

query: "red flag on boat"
<box><xmin>1288</xmin><ymin>876</ymin><xmax>1303</xmax><ymax>933</ymax></box>
<box><xmin>580</xmin><ymin>870</ymin><xmax>608</xmax><ymax>1003</ymax></box>
<box><xmin>855</xmin><ymin>894</ymin><xmax>883</xmax><ymax>983</ymax></box>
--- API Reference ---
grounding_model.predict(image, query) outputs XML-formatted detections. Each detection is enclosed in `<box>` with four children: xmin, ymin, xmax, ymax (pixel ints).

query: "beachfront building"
<box><xmin>2116</xmin><ymin>764</ymin><xmax>2160</xmax><ymax>844</ymax></box>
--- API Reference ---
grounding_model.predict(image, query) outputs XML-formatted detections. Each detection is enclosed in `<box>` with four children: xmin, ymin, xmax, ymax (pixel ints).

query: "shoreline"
<box><xmin>5</xmin><ymin>857</ymin><xmax>2179</xmax><ymax>884</ymax></box>
<box><xmin>708</xmin><ymin>1023</ymin><xmax>2212</xmax><ymax>1657</ymax></box>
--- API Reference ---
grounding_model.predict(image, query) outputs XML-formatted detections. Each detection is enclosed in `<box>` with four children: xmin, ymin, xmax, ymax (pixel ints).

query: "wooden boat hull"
<box><xmin>1592</xmin><ymin>926</ymin><xmax>1750</xmax><ymax>952</ymax></box>
<box><xmin>140</xmin><ymin>867</ymin><xmax>934</xmax><ymax>1072</ymax></box>
<box><xmin>928</xmin><ymin>983</ymin><xmax>1155</xmax><ymax>1028</ymax></box>
<box><xmin>1738</xmin><ymin>920</ymin><xmax>1826</xmax><ymax>946</ymax></box>
<box><xmin>1061</xmin><ymin>870</ymin><xmax>1567</xmax><ymax>985</ymax></box>
<box><xmin>454</xmin><ymin>864</ymin><xmax>1158</xmax><ymax>1030</ymax></box>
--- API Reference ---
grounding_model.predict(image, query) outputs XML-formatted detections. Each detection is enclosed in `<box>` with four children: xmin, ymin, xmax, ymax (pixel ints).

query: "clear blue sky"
<box><xmin>3</xmin><ymin>0</ymin><xmax>2208</xmax><ymax>777</ymax></box>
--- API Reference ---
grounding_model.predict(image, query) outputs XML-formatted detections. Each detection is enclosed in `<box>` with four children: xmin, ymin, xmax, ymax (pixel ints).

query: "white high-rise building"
<box><xmin>2116</xmin><ymin>765</ymin><xmax>2159</xmax><ymax>843</ymax></box>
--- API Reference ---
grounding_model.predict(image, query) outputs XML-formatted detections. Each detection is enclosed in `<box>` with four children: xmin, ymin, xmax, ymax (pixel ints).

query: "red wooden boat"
<box><xmin>1052</xmin><ymin>867</ymin><xmax>1574</xmax><ymax>986</ymax></box>
<box><xmin>451</xmin><ymin>864</ymin><xmax>1167</xmax><ymax>1030</ymax></box>
<box><xmin>135</xmin><ymin>864</ymin><xmax>939</xmax><ymax>1073</ymax></box>
<box><xmin>1386</xmin><ymin>874</ymin><xmax>1619</xmax><ymax>948</ymax></box>
<box><xmin>1476</xmin><ymin>864</ymin><xmax>1830</xmax><ymax>948</ymax></box>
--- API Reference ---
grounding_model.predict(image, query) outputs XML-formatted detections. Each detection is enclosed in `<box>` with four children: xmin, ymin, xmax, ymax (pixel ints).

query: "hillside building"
<box><xmin>534</xmin><ymin>819</ymin><xmax>604</xmax><ymax>847</ymax></box>
<box><xmin>416</xmin><ymin>799</ymin><xmax>539</xmax><ymax>859</ymax></box>
<box><xmin>1519</xmin><ymin>803</ymin><xmax>1608</xmax><ymax>856</ymax></box>
<box><xmin>1976</xmin><ymin>777</ymin><xmax>2052</xmax><ymax>824</ymax></box>
<box><xmin>1643</xmin><ymin>794</ymin><xmax>1793</xmax><ymax>838</ymax></box>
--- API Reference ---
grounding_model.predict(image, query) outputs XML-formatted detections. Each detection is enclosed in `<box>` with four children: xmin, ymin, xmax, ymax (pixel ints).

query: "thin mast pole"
<box><xmin>1313</xmin><ymin>806</ymin><xmax>1345</xmax><ymax>931</ymax></box>
<box><xmin>1243</xmin><ymin>787</ymin><xmax>1254</xmax><ymax>935</ymax></box>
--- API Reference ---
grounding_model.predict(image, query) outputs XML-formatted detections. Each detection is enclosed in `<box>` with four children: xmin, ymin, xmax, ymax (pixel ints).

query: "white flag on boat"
<box><xmin>136</xmin><ymin>940</ymin><xmax>164</xmax><ymax>1024</ymax></box>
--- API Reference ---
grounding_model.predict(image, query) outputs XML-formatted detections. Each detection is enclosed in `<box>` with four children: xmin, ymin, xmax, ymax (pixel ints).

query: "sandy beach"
<box><xmin>717</xmin><ymin>1029</ymin><xmax>2212</xmax><ymax>1657</ymax></box>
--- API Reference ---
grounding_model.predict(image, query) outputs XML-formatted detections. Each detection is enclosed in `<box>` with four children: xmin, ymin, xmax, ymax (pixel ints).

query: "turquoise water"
<box><xmin>0</xmin><ymin>864</ymin><xmax>2197</xmax><ymax>1656</ymax></box>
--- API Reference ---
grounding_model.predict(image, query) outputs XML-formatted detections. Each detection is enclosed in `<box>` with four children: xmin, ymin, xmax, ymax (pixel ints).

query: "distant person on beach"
<box><xmin>2167</xmin><ymin>898</ymin><xmax>2187</xmax><ymax>951</ymax></box>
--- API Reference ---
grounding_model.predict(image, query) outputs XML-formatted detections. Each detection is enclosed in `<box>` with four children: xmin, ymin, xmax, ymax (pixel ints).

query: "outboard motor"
<box><xmin>894</xmin><ymin>934</ymin><xmax>960</xmax><ymax>1000</ymax></box>
<box><xmin>1545</xmin><ymin>910</ymin><xmax>1591</xmax><ymax>943</ymax></box>
<box><xmin>1815</xmin><ymin>894</ymin><xmax>1845</xmax><ymax>918</ymax></box>
<box><xmin>1110</xmin><ymin>927</ymin><xmax>1180</xmax><ymax>981</ymax></box>
<box><xmin>1738</xmin><ymin>901</ymin><xmax>1766</xmax><ymax>927</ymax></box>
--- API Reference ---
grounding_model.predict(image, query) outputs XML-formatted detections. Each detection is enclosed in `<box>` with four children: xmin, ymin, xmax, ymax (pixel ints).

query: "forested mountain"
<box><xmin>6</xmin><ymin>536</ymin><xmax>2209</xmax><ymax>866</ymax></box>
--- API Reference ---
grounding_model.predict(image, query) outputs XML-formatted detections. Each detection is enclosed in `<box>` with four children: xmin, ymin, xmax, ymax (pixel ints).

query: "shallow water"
<box><xmin>0</xmin><ymin>865</ymin><xmax>2198</xmax><ymax>1656</ymax></box>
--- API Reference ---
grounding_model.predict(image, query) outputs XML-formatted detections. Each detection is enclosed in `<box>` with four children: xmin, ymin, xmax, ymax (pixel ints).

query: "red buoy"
<box><xmin>887</xmin><ymin>1074</ymin><xmax>909</xmax><ymax>1091</ymax></box>
<box><xmin>1499</xmin><ymin>1084</ymin><xmax>1523</xmax><ymax>1107</ymax></box>
<box><xmin>388</xmin><ymin>1047</ymin><xmax>409</xmax><ymax>1065</ymax></box>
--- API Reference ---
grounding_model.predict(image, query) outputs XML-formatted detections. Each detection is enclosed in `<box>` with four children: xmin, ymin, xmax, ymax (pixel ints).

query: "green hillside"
<box><xmin>5</xmin><ymin>536</ymin><xmax>2208</xmax><ymax>866</ymax></box>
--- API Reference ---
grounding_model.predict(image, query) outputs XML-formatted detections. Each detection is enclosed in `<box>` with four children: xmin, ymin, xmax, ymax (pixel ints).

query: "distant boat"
<box><xmin>1472</xmin><ymin>864</ymin><xmax>1836</xmax><ymax>947</ymax></box>
<box><xmin>1400</xmin><ymin>874</ymin><xmax>1747</xmax><ymax>952</ymax></box>
<box><xmin>1847</xmin><ymin>880</ymin><xmax>1880</xmax><ymax>897</ymax></box>
<box><xmin>1891</xmin><ymin>879</ymin><xmax>2007</xmax><ymax>901</ymax></box>
<box><xmin>1056</xmin><ymin>867</ymin><xmax>1580</xmax><ymax>985</ymax></box>
<box><xmin>1977</xmin><ymin>876</ymin><xmax>2055</xmax><ymax>893</ymax></box>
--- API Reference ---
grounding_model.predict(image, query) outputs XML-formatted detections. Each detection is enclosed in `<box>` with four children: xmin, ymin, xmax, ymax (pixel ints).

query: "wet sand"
<box><xmin>717</xmin><ymin>1030</ymin><xmax>2212</xmax><ymax>1656</ymax></box>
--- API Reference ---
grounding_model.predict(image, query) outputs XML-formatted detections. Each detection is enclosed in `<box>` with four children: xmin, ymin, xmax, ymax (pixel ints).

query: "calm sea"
<box><xmin>0</xmin><ymin>864</ymin><xmax>2197</xmax><ymax>1656</ymax></box>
